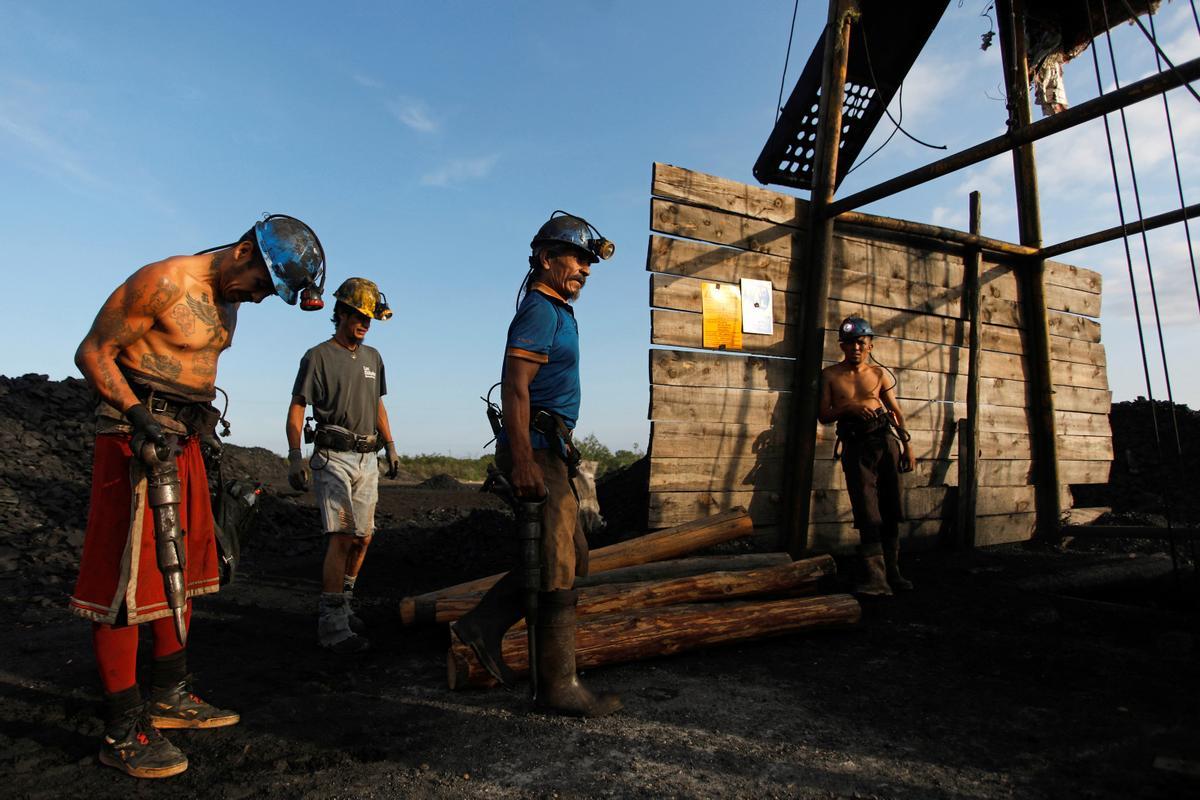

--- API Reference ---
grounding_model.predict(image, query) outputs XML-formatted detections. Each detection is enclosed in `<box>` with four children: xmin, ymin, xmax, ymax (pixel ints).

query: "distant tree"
<box><xmin>575</xmin><ymin>434</ymin><xmax>644</xmax><ymax>477</ymax></box>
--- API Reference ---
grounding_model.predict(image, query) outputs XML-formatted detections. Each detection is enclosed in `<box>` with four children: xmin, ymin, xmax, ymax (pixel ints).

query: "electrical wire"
<box><xmin>775</xmin><ymin>0</ymin><xmax>801</xmax><ymax>126</ymax></box>
<box><xmin>856</xmin><ymin>18</ymin><xmax>948</xmax><ymax>152</ymax></box>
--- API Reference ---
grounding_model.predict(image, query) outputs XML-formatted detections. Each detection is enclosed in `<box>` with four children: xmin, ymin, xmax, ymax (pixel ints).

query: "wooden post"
<box><xmin>996</xmin><ymin>0</ymin><xmax>1061</xmax><ymax>540</ymax></box>
<box><xmin>783</xmin><ymin>0</ymin><xmax>858</xmax><ymax>557</ymax></box>
<box><xmin>956</xmin><ymin>192</ymin><xmax>983</xmax><ymax>548</ymax></box>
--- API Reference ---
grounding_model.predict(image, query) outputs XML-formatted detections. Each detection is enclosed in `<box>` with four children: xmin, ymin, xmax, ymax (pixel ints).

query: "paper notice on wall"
<box><xmin>740</xmin><ymin>278</ymin><xmax>774</xmax><ymax>335</ymax></box>
<box><xmin>701</xmin><ymin>281</ymin><xmax>743</xmax><ymax>350</ymax></box>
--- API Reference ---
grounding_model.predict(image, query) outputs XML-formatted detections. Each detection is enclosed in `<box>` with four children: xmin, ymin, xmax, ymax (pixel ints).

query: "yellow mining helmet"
<box><xmin>333</xmin><ymin>277</ymin><xmax>392</xmax><ymax>321</ymax></box>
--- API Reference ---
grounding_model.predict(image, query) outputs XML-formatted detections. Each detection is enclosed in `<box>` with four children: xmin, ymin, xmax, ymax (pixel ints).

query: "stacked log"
<box><xmin>399</xmin><ymin>507</ymin><xmax>754</xmax><ymax>625</ymax></box>
<box><xmin>448</xmin><ymin>593</ymin><xmax>860</xmax><ymax>690</ymax></box>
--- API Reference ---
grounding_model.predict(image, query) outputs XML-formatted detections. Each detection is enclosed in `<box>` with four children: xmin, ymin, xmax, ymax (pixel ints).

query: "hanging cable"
<box><xmin>1146</xmin><ymin>9</ymin><xmax>1200</xmax><ymax>317</ymax></box>
<box><xmin>1100</xmin><ymin>1</ymin><xmax>1186</xmax><ymax>458</ymax></box>
<box><xmin>775</xmin><ymin>0</ymin><xmax>801</xmax><ymax>126</ymax></box>
<box><xmin>1085</xmin><ymin>0</ymin><xmax>1184</xmax><ymax>577</ymax></box>
<box><xmin>1117</xmin><ymin>0</ymin><xmax>1200</xmax><ymax>106</ymax></box>
<box><xmin>857</xmin><ymin>20</ymin><xmax>948</xmax><ymax>152</ymax></box>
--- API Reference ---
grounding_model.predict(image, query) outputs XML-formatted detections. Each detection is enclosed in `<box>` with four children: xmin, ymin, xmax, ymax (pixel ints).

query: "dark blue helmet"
<box><xmin>254</xmin><ymin>214</ymin><xmax>325</xmax><ymax>306</ymax></box>
<box><xmin>838</xmin><ymin>316</ymin><xmax>874</xmax><ymax>341</ymax></box>
<box><xmin>530</xmin><ymin>211</ymin><xmax>615</xmax><ymax>264</ymax></box>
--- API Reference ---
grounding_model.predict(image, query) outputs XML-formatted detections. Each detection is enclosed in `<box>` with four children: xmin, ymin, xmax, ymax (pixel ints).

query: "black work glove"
<box><xmin>126</xmin><ymin>403</ymin><xmax>169</xmax><ymax>458</ymax></box>
<box><xmin>287</xmin><ymin>448</ymin><xmax>311</xmax><ymax>491</ymax></box>
<box><xmin>383</xmin><ymin>441</ymin><xmax>400</xmax><ymax>480</ymax></box>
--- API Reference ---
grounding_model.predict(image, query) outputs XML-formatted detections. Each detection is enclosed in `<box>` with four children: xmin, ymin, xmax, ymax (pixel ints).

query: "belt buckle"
<box><xmin>148</xmin><ymin>397</ymin><xmax>170</xmax><ymax>415</ymax></box>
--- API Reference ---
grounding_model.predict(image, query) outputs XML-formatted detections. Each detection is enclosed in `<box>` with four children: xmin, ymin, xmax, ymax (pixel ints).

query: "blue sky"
<box><xmin>2</xmin><ymin>1</ymin><xmax>1197</xmax><ymax>456</ymax></box>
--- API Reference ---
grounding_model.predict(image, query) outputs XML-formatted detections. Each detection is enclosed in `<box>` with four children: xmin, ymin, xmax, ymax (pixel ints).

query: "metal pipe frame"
<box><xmin>1041</xmin><ymin>201</ymin><xmax>1200</xmax><ymax>259</ymax></box>
<box><xmin>826</xmin><ymin>54</ymin><xmax>1200</xmax><ymax>217</ymax></box>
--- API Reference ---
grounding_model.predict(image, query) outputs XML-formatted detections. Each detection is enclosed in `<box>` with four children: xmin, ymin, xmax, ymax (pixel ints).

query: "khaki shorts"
<box><xmin>312</xmin><ymin>449</ymin><xmax>379</xmax><ymax>538</ymax></box>
<box><xmin>497</xmin><ymin>446</ymin><xmax>588</xmax><ymax>591</ymax></box>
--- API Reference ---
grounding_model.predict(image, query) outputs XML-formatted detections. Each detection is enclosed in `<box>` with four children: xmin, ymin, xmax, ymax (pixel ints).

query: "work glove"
<box><xmin>288</xmin><ymin>448</ymin><xmax>311</xmax><ymax>491</ymax></box>
<box><xmin>383</xmin><ymin>441</ymin><xmax>400</xmax><ymax>480</ymax></box>
<box><xmin>126</xmin><ymin>403</ymin><xmax>169</xmax><ymax>460</ymax></box>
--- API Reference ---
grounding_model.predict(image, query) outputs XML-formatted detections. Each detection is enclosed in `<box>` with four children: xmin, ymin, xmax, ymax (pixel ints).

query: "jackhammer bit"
<box><xmin>484</xmin><ymin>464</ymin><xmax>545</xmax><ymax>697</ymax></box>
<box><xmin>139</xmin><ymin>436</ymin><xmax>189</xmax><ymax>646</ymax></box>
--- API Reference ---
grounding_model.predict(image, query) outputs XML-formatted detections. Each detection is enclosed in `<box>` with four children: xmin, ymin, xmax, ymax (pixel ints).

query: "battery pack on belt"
<box><xmin>314</xmin><ymin>425</ymin><xmax>378</xmax><ymax>453</ymax></box>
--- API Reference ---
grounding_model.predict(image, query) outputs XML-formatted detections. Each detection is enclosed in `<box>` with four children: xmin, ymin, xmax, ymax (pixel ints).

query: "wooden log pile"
<box><xmin>416</xmin><ymin>508</ymin><xmax>861</xmax><ymax>690</ymax></box>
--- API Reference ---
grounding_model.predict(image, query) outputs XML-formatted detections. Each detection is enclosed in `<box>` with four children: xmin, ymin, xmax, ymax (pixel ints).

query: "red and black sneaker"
<box><xmin>99</xmin><ymin>711</ymin><xmax>188</xmax><ymax>779</ymax></box>
<box><xmin>148</xmin><ymin>680</ymin><xmax>240</xmax><ymax>730</ymax></box>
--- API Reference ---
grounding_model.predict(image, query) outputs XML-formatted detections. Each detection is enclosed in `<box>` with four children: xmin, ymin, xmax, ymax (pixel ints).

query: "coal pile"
<box><xmin>1073</xmin><ymin>399</ymin><xmax>1200</xmax><ymax>527</ymax></box>
<box><xmin>0</xmin><ymin>374</ymin><xmax>310</xmax><ymax>609</ymax></box>
<box><xmin>416</xmin><ymin>473</ymin><xmax>471</xmax><ymax>491</ymax></box>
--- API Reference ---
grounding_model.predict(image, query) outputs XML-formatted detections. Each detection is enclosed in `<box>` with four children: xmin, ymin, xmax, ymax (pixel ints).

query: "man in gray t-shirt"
<box><xmin>285</xmin><ymin>278</ymin><xmax>401</xmax><ymax>653</ymax></box>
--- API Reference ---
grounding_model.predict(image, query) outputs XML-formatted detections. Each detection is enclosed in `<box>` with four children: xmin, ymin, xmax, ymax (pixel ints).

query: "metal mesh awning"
<box><xmin>753</xmin><ymin>0</ymin><xmax>950</xmax><ymax>191</ymax></box>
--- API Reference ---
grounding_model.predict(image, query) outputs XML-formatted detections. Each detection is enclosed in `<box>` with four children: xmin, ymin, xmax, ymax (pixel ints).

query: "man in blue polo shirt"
<box><xmin>452</xmin><ymin>211</ymin><xmax>621</xmax><ymax>717</ymax></box>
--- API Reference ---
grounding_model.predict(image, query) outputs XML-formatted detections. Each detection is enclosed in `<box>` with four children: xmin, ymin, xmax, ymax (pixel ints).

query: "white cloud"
<box><xmin>0</xmin><ymin>104</ymin><xmax>104</xmax><ymax>188</ymax></box>
<box><xmin>387</xmin><ymin>97</ymin><xmax>438</xmax><ymax>133</ymax></box>
<box><xmin>353</xmin><ymin>72</ymin><xmax>384</xmax><ymax>89</ymax></box>
<box><xmin>420</xmin><ymin>155</ymin><xmax>499</xmax><ymax>188</ymax></box>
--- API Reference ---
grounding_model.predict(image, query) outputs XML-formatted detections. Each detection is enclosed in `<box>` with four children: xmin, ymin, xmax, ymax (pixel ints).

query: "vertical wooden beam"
<box><xmin>956</xmin><ymin>191</ymin><xmax>983</xmax><ymax>548</ymax></box>
<box><xmin>783</xmin><ymin>0</ymin><xmax>859</xmax><ymax>557</ymax></box>
<box><xmin>996</xmin><ymin>0</ymin><xmax>1062</xmax><ymax>540</ymax></box>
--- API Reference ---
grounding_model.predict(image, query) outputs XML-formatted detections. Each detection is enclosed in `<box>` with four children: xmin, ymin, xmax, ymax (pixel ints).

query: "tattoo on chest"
<box><xmin>184</xmin><ymin>291</ymin><xmax>230</xmax><ymax>348</ymax></box>
<box><xmin>141</xmin><ymin>352</ymin><xmax>183</xmax><ymax>382</ymax></box>
<box><xmin>193</xmin><ymin>349</ymin><xmax>216</xmax><ymax>376</ymax></box>
<box><xmin>146</xmin><ymin>277</ymin><xmax>180</xmax><ymax>316</ymax></box>
<box><xmin>171</xmin><ymin>304</ymin><xmax>197</xmax><ymax>336</ymax></box>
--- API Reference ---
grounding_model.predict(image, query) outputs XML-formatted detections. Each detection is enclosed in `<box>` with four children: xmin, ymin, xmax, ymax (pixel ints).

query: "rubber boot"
<box><xmin>98</xmin><ymin>685</ymin><xmax>188</xmax><ymax>779</ymax></box>
<box><xmin>343</xmin><ymin>589</ymin><xmax>366</xmax><ymax>635</ymax></box>
<box><xmin>882</xmin><ymin>535</ymin><xmax>914</xmax><ymax>591</ymax></box>
<box><xmin>450</xmin><ymin>571</ymin><xmax>523</xmax><ymax>687</ymax></box>
<box><xmin>535</xmin><ymin>589</ymin><xmax>622</xmax><ymax>718</ymax></box>
<box><xmin>854</xmin><ymin>544</ymin><xmax>893</xmax><ymax>597</ymax></box>
<box><xmin>318</xmin><ymin>592</ymin><xmax>369</xmax><ymax>654</ymax></box>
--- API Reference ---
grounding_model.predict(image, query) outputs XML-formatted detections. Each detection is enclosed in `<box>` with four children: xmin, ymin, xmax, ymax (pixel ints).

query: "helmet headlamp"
<box><xmin>531</xmin><ymin>210</ymin><xmax>615</xmax><ymax>264</ymax></box>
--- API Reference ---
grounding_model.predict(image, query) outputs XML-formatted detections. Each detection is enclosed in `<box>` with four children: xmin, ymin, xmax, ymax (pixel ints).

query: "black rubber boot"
<box><xmin>881</xmin><ymin>535</ymin><xmax>914</xmax><ymax>591</ymax></box>
<box><xmin>535</xmin><ymin>589</ymin><xmax>622</xmax><ymax>718</ymax></box>
<box><xmin>450</xmin><ymin>571</ymin><xmax>523</xmax><ymax>687</ymax></box>
<box><xmin>854</xmin><ymin>543</ymin><xmax>893</xmax><ymax>597</ymax></box>
<box><xmin>99</xmin><ymin>685</ymin><xmax>188</xmax><ymax>779</ymax></box>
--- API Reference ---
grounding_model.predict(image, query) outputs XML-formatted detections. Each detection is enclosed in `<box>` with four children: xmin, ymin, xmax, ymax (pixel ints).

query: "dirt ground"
<box><xmin>2</xmin><ymin>375</ymin><xmax>1198</xmax><ymax>798</ymax></box>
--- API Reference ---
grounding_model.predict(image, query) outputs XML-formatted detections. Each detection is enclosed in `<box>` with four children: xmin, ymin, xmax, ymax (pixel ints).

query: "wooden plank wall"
<box><xmin>646</xmin><ymin>163</ymin><xmax>1112</xmax><ymax>553</ymax></box>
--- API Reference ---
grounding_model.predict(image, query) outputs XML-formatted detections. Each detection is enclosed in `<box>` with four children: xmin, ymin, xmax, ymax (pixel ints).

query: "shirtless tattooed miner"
<box><xmin>70</xmin><ymin>215</ymin><xmax>327</xmax><ymax>779</ymax></box>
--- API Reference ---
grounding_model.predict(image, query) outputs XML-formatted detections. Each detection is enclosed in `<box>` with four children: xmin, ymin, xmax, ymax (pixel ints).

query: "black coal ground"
<box><xmin>1</xmin><ymin>374</ymin><xmax>1197</xmax><ymax>799</ymax></box>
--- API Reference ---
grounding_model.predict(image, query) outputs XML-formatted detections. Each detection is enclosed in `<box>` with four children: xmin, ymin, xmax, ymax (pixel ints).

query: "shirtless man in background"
<box><xmin>818</xmin><ymin>316</ymin><xmax>915</xmax><ymax>597</ymax></box>
<box><xmin>71</xmin><ymin>215</ymin><xmax>326</xmax><ymax>778</ymax></box>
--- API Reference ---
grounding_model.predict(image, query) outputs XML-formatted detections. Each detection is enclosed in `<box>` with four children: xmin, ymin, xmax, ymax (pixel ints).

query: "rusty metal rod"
<box><xmin>1040</xmin><ymin>201</ymin><xmax>1200</xmax><ymax>259</ymax></box>
<box><xmin>834</xmin><ymin>209</ymin><xmax>1037</xmax><ymax>258</ymax></box>
<box><xmin>783</xmin><ymin>0</ymin><xmax>857</xmax><ymax>557</ymax></box>
<box><xmin>827</xmin><ymin>54</ymin><xmax>1200</xmax><ymax>216</ymax></box>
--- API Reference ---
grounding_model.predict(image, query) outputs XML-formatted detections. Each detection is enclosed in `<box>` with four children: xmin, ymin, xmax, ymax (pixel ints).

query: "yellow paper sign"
<box><xmin>701</xmin><ymin>282</ymin><xmax>743</xmax><ymax>351</ymax></box>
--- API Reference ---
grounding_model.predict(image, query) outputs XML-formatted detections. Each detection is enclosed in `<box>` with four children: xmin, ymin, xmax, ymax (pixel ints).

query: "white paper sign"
<box><xmin>740</xmin><ymin>278</ymin><xmax>774</xmax><ymax>335</ymax></box>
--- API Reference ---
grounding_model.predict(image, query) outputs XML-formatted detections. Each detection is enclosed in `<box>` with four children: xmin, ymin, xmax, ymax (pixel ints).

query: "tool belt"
<box><xmin>96</xmin><ymin>390</ymin><xmax>220</xmax><ymax>437</ymax></box>
<box><xmin>531</xmin><ymin>408</ymin><xmax>582</xmax><ymax>477</ymax></box>
<box><xmin>833</xmin><ymin>407</ymin><xmax>910</xmax><ymax>460</ymax></box>
<box><xmin>313</xmin><ymin>423</ymin><xmax>379</xmax><ymax>453</ymax></box>
<box><xmin>835</xmin><ymin>408</ymin><xmax>891</xmax><ymax>444</ymax></box>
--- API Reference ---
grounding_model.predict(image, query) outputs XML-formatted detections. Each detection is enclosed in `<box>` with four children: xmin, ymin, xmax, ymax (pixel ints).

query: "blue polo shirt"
<box><xmin>501</xmin><ymin>285</ymin><xmax>580</xmax><ymax>450</ymax></box>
